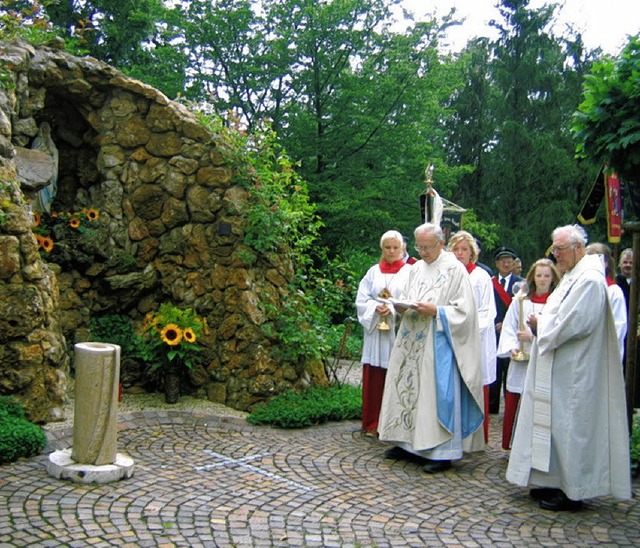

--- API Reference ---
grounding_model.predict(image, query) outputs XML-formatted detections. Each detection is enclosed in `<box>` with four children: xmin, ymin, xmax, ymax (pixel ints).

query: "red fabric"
<box><xmin>405</xmin><ymin>256</ymin><xmax>417</xmax><ymax>265</ymax></box>
<box><xmin>606</xmin><ymin>276</ymin><xmax>616</xmax><ymax>287</ymax></box>
<box><xmin>483</xmin><ymin>385</ymin><xmax>490</xmax><ymax>444</ymax></box>
<box><xmin>492</xmin><ymin>277</ymin><xmax>513</xmax><ymax>308</ymax></box>
<box><xmin>379</xmin><ymin>259</ymin><xmax>406</xmax><ymax>274</ymax></box>
<box><xmin>502</xmin><ymin>390</ymin><xmax>521</xmax><ymax>450</ymax></box>
<box><xmin>465</xmin><ymin>262</ymin><xmax>477</xmax><ymax>274</ymax></box>
<box><xmin>531</xmin><ymin>292</ymin><xmax>550</xmax><ymax>304</ymax></box>
<box><xmin>362</xmin><ymin>364</ymin><xmax>387</xmax><ymax>433</ymax></box>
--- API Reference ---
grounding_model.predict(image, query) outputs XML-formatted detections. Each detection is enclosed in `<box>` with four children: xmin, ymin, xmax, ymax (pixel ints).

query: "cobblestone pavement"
<box><xmin>1</xmin><ymin>405</ymin><xmax>639</xmax><ymax>547</ymax></box>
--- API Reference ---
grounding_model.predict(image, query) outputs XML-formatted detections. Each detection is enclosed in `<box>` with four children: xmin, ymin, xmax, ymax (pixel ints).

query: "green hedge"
<box><xmin>0</xmin><ymin>396</ymin><xmax>47</xmax><ymax>465</ymax></box>
<box><xmin>247</xmin><ymin>384</ymin><xmax>362</xmax><ymax>428</ymax></box>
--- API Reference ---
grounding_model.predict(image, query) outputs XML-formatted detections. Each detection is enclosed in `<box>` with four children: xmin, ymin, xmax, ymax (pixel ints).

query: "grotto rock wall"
<box><xmin>0</xmin><ymin>38</ymin><xmax>326</xmax><ymax>421</ymax></box>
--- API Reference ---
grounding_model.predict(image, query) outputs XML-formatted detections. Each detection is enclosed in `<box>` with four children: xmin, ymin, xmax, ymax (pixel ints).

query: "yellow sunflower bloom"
<box><xmin>183</xmin><ymin>328</ymin><xmax>197</xmax><ymax>343</ymax></box>
<box><xmin>41</xmin><ymin>236</ymin><xmax>54</xmax><ymax>253</ymax></box>
<box><xmin>87</xmin><ymin>208</ymin><xmax>100</xmax><ymax>221</ymax></box>
<box><xmin>33</xmin><ymin>212</ymin><xmax>41</xmax><ymax>227</ymax></box>
<box><xmin>161</xmin><ymin>324</ymin><xmax>183</xmax><ymax>346</ymax></box>
<box><xmin>69</xmin><ymin>217</ymin><xmax>81</xmax><ymax>228</ymax></box>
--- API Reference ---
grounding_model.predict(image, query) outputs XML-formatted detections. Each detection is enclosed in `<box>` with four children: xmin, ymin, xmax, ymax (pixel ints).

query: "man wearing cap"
<box><xmin>490</xmin><ymin>246</ymin><xmax>524</xmax><ymax>414</ymax></box>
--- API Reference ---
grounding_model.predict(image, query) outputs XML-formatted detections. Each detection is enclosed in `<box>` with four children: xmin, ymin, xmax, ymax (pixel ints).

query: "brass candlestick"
<box><xmin>376</xmin><ymin>288</ymin><xmax>392</xmax><ymax>331</ymax></box>
<box><xmin>512</xmin><ymin>281</ymin><xmax>530</xmax><ymax>362</ymax></box>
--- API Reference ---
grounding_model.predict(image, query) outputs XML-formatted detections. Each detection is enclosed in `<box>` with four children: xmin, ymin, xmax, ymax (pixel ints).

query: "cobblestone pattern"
<box><xmin>1</xmin><ymin>411</ymin><xmax>639</xmax><ymax>547</ymax></box>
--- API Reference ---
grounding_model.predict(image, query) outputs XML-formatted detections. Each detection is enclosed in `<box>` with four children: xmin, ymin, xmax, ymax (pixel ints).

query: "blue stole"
<box><xmin>435</xmin><ymin>310</ymin><xmax>484</xmax><ymax>437</ymax></box>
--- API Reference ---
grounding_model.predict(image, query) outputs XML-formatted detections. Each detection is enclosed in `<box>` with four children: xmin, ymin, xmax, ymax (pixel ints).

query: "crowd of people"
<box><xmin>356</xmin><ymin>222</ymin><xmax>633</xmax><ymax>512</ymax></box>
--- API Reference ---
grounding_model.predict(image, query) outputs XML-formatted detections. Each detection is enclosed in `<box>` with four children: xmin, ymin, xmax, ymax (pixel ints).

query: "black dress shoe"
<box><xmin>423</xmin><ymin>459</ymin><xmax>452</xmax><ymax>473</ymax></box>
<box><xmin>529</xmin><ymin>487</ymin><xmax>561</xmax><ymax>501</ymax></box>
<box><xmin>538</xmin><ymin>490</ymin><xmax>583</xmax><ymax>512</ymax></box>
<box><xmin>384</xmin><ymin>446</ymin><xmax>410</xmax><ymax>460</ymax></box>
<box><xmin>383</xmin><ymin>446</ymin><xmax>428</xmax><ymax>464</ymax></box>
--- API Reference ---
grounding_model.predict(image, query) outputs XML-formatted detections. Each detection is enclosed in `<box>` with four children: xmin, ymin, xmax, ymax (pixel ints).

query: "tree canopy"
<box><xmin>2</xmin><ymin>0</ymin><xmax>630</xmax><ymax>269</ymax></box>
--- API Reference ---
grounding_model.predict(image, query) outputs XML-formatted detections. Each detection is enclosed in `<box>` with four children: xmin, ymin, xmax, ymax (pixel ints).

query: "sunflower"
<box><xmin>86</xmin><ymin>208</ymin><xmax>100</xmax><ymax>221</ymax></box>
<box><xmin>33</xmin><ymin>212</ymin><xmax>41</xmax><ymax>227</ymax></box>
<box><xmin>41</xmin><ymin>236</ymin><xmax>54</xmax><ymax>253</ymax></box>
<box><xmin>69</xmin><ymin>217</ymin><xmax>81</xmax><ymax>228</ymax></box>
<box><xmin>183</xmin><ymin>328</ymin><xmax>197</xmax><ymax>343</ymax></box>
<box><xmin>161</xmin><ymin>324</ymin><xmax>183</xmax><ymax>346</ymax></box>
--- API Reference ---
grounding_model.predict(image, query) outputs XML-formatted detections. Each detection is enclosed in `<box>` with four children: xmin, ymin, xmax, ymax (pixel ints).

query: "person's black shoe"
<box><xmin>383</xmin><ymin>446</ymin><xmax>428</xmax><ymax>464</ymax></box>
<box><xmin>529</xmin><ymin>487</ymin><xmax>561</xmax><ymax>501</ymax></box>
<box><xmin>423</xmin><ymin>459</ymin><xmax>452</xmax><ymax>473</ymax></box>
<box><xmin>383</xmin><ymin>446</ymin><xmax>408</xmax><ymax>460</ymax></box>
<box><xmin>538</xmin><ymin>490</ymin><xmax>583</xmax><ymax>512</ymax></box>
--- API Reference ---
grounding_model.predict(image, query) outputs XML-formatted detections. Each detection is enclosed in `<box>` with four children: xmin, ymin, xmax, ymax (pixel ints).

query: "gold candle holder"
<box><xmin>512</xmin><ymin>281</ymin><xmax>530</xmax><ymax>362</ymax></box>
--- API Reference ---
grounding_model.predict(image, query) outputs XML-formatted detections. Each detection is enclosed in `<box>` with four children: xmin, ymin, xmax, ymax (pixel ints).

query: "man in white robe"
<box><xmin>506</xmin><ymin>224</ymin><xmax>632</xmax><ymax>511</ymax></box>
<box><xmin>378</xmin><ymin>223</ymin><xmax>485</xmax><ymax>473</ymax></box>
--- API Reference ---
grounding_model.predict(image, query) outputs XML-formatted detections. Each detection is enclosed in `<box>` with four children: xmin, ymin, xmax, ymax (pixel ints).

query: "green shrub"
<box><xmin>631</xmin><ymin>415</ymin><xmax>640</xmax><ymax>477</ymax></box>
<box><xmin>90</xmin><ymin>314</ymin><xmax>152</xmax><ymax>364</ymax></box>
<box><xmin>247</xmin><ymin>384</ymin><xmax>362</xmax><ymax>428</ymax></box>
<box><xmin>0</xmin><ymin>395</ymin><xmax>27</xmax><ymax>419</ymax></box>
<box><xmin>0</xmin><ymin>397</ymin><xmax>47</xmax><ymax>465</ymax></box>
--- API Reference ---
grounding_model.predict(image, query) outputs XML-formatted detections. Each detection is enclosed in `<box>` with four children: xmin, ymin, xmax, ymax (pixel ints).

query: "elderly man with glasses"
<box><xmin>378</xmin><ymin>222</ymin><xmax>485</xmax><ymax>473</ymax></box>
<box><xmin>506</xmin><ymin>224</ymin><xmax>631</xmax><ymax>511</ymax></box>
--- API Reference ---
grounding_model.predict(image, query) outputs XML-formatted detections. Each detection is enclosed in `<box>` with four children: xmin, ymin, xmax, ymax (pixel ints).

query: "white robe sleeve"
<box><xmin>356</xmin><ymin>266</ymin><xmax>382</xmax><ymax>334</ymax></box>
<box><xmin>608</xmin><ymin>284</ymin><xmax>628</xmax><ymax>359</ymax></box>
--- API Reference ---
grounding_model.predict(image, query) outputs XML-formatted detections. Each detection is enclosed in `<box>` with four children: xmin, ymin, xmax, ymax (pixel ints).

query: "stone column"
<box><xmin>72</xmin><ymin>342</ymin><xmax>120</xmax><ymax>465</ymax></box>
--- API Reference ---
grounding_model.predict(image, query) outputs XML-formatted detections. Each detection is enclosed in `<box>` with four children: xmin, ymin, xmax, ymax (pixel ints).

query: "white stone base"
<box><xmin>46</xmin><ymin>448</ymin><xmax>135</xmax><ymax>484</ymax></box>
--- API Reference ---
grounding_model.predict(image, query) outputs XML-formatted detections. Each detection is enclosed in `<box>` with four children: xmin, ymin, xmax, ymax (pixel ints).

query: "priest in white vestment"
<box><xmin>378</xmin><ymin>223</ymin><xmax>485</xmax><ymax>473</ymax></box>
<box><xmin>506</xmin><ymin>224</ymin><xmax>632</xmax><ymax>511</ymax></box>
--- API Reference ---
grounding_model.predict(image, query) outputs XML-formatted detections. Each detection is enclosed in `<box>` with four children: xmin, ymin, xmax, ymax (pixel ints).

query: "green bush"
<box><xmin>90</xmin><ymin>314</ymin><xmax>152</xmax><ymax>363</ymax></box>
<box><xmin>631</xmin><ymin>415</ymin><xmax>640</xmax><ymax>477</ymax></box>
<box><xmin>0</xmin><ymin>397</ymin><xmax>47</xmax><ymax>465</ymax></box>
<box><xmin>247</xmin><ymin>384</ymin><xmax>362</xmax><ymax>428</ymax></box>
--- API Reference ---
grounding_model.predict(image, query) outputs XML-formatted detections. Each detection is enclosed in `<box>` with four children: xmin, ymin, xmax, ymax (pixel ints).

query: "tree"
<box><xmin>447</xmin><ymin>0</ymin><xmax>598</xmax><ymax>266</ymax></box>
<box><xmin>182</xmin><ymin>0</ymin><xmax>463</xmax><ymax>253</ymax></box>
<box><xmin>573</xmin><ymin>35</ymin><xmax>640</xmax><ymax>184</ymax></box>
<box><xmin>43</xmin><ymin>0</ymin><xmax>189</xmax><ymax>98</ymax></box>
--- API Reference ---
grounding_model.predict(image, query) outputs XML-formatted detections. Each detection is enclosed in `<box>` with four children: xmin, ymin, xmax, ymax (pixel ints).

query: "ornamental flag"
<box><xmin>577</xmin><ymin>167</ymin><xmax>622</xmax><ymax>243</ymax></box>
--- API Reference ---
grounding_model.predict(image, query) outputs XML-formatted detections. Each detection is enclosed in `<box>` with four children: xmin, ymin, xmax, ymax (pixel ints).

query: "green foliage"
<box><xmin>0</xmin><ymin>396</ymin><xmax>47</xmax><ymax>464</ymax></box>
<box><xmin>197</xmin><ymin>111</ymin><xmax>323</xmax><ymax>267</ymax></box>
<box><xmin>247</xmin><ymin>384</ymin><xmax>362</xmax><ymax>428</ymax></box>
<box><xmin>0</xmin><ymin>0</ymin><xmax>57</xmax><ymax>44</ymax></box>
<box><xmin>573</xmin><ymin>35</ymin><xmax>640</xmax><ymax>183</ymax></box>
<box><xmin>90</xmin><ymin>314</ymin><xmax>152</xmax><ymax>364</ymax></box>
<box><xmin>631</xmin><ymin>414</ymin><xmax>640</xmax><ymax>467</ymax></box>
<box><xmin>143</xmin><ymin>304</ymin><xmax>207</xmax><ymax>370</ymax></box>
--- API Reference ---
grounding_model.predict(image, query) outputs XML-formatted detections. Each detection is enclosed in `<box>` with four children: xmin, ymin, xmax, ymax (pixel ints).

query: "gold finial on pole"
<box><xmin>425</xmin><ymin>163</ymin><xmax>434</xmax><ymax>187</ymax></box>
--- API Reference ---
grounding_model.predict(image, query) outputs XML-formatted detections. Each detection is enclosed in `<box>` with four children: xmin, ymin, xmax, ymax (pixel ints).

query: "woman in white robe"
<box><xmin>448</xmin><ymin>231</ymin><xmax>496</xmax><ymax>443</ymax></box>
<box><xmin>585</xmin><ymin>243</ymin><xmax>627</xmax><ymax>360</ymax></box>
<box><xmin>497</xmin><ymin>258</ymin><xmax>559</xmax><ymax>450</ymax></box>
<box><xmin>356</xmin><ymin>230</ymin><xmax>411</xmax><ymax>436</ymax></box>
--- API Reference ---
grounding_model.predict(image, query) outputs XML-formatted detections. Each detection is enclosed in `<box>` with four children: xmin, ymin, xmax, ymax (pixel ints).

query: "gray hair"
<box><xmin>414</xmin><ymin>222</ymin><xmax>444</xmax><ymax>242</ymax></box>
<box><xmin>379</xmin><ymin>230</ymin><xmax>403</xmax><ymax>249</ymax></box>
<box><xmin>620</xmin><ymin>247</ymin><xmax>633</xmax><ymax>266</ymax></box>
<box><xmin>552</xmin><ymin>224</ymin><xmax>588</xmax><ymax>247</ymax></box>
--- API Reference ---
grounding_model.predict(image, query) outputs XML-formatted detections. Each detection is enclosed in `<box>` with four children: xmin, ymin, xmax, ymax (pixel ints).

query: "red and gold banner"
<box><xmin>577</xmin><ymin>167</ymin><xmax>622</xmax><ymax>243</ymax></box>
<box><xmin>605</xmin><ymin>171</ymin><xmax>622</xmax><ymax>243</ymax></box>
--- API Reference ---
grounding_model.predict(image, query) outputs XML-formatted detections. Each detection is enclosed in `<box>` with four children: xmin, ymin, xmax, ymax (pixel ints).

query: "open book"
<box><xmin>379</xmin><ymin>298</ymin><xmax>418</xmax><ymax>309</ymax></box>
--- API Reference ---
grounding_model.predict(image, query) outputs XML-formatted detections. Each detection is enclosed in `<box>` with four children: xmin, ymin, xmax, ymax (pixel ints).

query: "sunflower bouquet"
<box><xmin>32</xmin><ymin>208</ymin><xmax>101</xmax><ymax>264</ymax></box>
<box><xmin>143</xmin><ymin>303</ymin><xmax>208</xmax><ymax>371</ymax></box>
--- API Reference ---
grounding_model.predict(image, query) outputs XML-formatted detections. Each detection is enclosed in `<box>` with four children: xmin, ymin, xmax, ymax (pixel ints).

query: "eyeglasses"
<box><xmin>415</xmin><ymin>243</ymin><xmax>441</xmax><ymax>253</ymax></box>
<box><xmin>551</xmin><ymin>244</ymin><xmax>573</xmax><ymax>254</ymax></box>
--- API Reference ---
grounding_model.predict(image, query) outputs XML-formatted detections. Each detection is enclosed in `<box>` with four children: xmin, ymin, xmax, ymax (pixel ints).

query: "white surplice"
<box><xmin>356</xmin><ymin>262</ymin><xmax>411</xmax><ymax>368</ymax></box>
<box><xmin>497</xmin><ymin>298</ymin><xmax>544</xmax><ymax>394</ymax></box>
<box><xmin>469</xmin><ymin>265</ymin><xmax>497</xmax><ymax>385</ymax></box>
<box><xmin>506</xmin><ymin>254</ymin><xmax>631</xmax><ymax>500</ymax></box>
